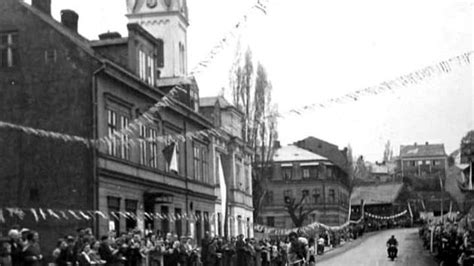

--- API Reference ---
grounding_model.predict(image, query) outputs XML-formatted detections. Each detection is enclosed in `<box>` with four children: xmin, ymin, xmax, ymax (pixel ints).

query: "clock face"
<box><xmin>147</xmin><ymin>0</ymin><xmax>157</xmax><ymax>8</ymax></box>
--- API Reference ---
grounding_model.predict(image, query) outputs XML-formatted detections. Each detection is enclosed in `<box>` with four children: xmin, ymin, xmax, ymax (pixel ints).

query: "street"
<box><xmin>317</xmin><ymin>228</ymin><xmax>438</xmax><ymax>266</ymax></box>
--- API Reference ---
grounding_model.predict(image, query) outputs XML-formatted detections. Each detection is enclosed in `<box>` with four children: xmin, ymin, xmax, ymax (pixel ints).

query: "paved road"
<box><xmin>317</xmin><ymin>228</ymin><xmax>437</xmax><ymax>266</ymax></box>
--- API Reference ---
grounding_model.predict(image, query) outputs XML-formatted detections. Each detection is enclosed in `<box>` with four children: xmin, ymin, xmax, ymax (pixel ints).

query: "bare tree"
<box><xmin>229</xmin><ymin>46</ymin><xmax>278</xmax><ymax>222</ymax></box>
<box><xmin>383</xmin><ymin>140</ymin><xmax>393</xmax><ymax>162</ymax></box>
<box><xmin>285</xmin><ymin>193</ymin><xmax>317</xmax><ymax>227</ymax></box>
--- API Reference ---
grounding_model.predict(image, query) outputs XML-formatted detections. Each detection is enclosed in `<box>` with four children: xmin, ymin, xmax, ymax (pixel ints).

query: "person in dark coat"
<box><xmin>236</xmin><ymin>234</ymin><xmax>246</xmax><ymax>266</ymax></box>
<box><xmin>99</xmin><ymin>236</ymin><xmax>117</xmax><ymax>266</ymax></box>
<box><xmin>8</xmin><ymin>230</ymin><xmax>22</xmax><ymax>266</ymax></box>
<box><xmin>22</xmin><ymin>232</ymin><xmax>42</xmax><ymax>266</ymax></box>
<box><xmin>200</xmin><ymin>232</ymin><xmax>211</xmax><ymax>265</ymax></box>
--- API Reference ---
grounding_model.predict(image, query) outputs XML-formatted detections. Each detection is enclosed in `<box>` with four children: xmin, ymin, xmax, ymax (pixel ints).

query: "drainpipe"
<box><xmin>92</xmin><ymin>64</ymin><xmax>106</xmax><ymax>238</ymax></box>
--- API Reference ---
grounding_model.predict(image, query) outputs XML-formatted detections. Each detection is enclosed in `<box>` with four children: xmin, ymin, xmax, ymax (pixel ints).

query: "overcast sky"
<box><xmin>45</xmin><ymin>0</ymin><xmax>473</xmax><ymax>161</ymax></box>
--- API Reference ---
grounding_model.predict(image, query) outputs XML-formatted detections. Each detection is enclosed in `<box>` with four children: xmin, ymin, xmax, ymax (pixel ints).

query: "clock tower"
<box><xmin>126</xmin><ymin>0</ymin><xmax>189</xmax><ymax>78</ymax></box>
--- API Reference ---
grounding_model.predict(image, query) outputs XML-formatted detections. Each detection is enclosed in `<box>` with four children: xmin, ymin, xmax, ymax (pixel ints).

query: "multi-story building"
<box><xmin>0</xmin><ymin>0</ymin><xmax>219</xmax><ymax>253</ymax></box>
<box><xmin>259</xmin><ymin>138</ymin><xmax>351</xmax><ymax>228</ymax></box>
<box><xmin>398</xmin><ymin>142</ymin><xmax>448</xmax><ymax>178</ymax></box>
<box><xmin>199</xmin><ymin>96</ymin><xmax>254</xmax><ymax>238</ymax></box>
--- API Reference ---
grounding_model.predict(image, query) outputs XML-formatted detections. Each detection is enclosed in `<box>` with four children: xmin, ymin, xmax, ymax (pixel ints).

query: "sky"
<box><xmin>43</xmin><ymin>0</ymin><xmax>473</xmax><ymax>161</ymax></box>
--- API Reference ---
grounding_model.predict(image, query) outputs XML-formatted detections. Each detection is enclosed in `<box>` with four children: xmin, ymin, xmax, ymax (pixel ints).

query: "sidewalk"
<box><xmin>315</xmin><ymin>231</ymin><xmax>381</xmax><ymax>263</ymax></box>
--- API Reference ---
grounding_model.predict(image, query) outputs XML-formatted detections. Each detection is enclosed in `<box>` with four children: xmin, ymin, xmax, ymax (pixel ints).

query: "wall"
<box><xmin>0</xmin><ymin>0</ymin><xmax>97</xmax><ymax>255</ymax></box>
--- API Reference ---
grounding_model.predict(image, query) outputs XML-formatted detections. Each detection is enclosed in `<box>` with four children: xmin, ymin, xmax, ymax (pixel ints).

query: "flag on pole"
<box><xmin>163</xmin><ymin>142</ymin><xmax>178</xmax><ymax>173</ymax></box>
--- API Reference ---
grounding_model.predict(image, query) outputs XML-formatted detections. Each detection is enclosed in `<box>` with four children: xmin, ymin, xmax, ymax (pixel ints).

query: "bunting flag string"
<box><xmin>0</xmin><ymin>206</ymin><xmax>256</xmax><ymax>227</ymax></box>
<box><xmin>265</xmin><ymin>51</ymin><xmax>472</xmax><ymax>121</ymax></box>
<box><xmin>0</xmin><ymin>51</ymin><xmax>471</xmax><ymax>147</ymax></box>
<box><xmin>190</xmin><ymin>0</ymin><xmax>270</xmax><ymax>76</ymax></box>
<box><xmin>365</xmin><ymin>210</ymin><xmax>408</xmax><ymax>220</ymax></box>
<box><xmin>254</xmin><ymin>216</ymin><xmax>365</xmax><ymax>236</ymax></box>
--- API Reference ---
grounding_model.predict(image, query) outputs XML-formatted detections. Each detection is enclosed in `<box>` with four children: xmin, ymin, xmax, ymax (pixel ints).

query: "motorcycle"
<box><xmin>387</xmin><ymin>244</ymin><xmax>398</xmax><ymax>261</ymax></box>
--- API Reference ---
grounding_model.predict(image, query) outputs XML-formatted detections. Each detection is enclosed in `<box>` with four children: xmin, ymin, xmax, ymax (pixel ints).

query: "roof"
<box><xmin>19</xmin><ymin>1</ymin><xmax>98</xmax><ymax>60</ymax></box>
<box><xmin>294</xmin><ymin>137</ymin><xmax>348</xmax><ymax>171</ymax></box>
<box><xmin>199</xmin><ymin>96</ymin><xmax>233</xmax><ymax>108</ymax></box>
<box><xmin>273</xmin><ymin>145</ymin><xmax>329</xmax><ymax>162</ymax></box>
<box><xmin>350</xmin><ymin>183</ymin><xmax>404</xmax><ymax>206</ymax></box>
<box><xmin>90</xmin><ymin>37</ymin><xmax>128</xmax><ymax>47</ymax></box>
<box><xmin>400</xmin><ymin>143</ymin><xmax>446</xmax><ymax>158</ymax></box>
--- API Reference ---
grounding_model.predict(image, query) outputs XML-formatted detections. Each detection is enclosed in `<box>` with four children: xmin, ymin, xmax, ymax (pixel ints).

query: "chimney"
<box><xmin>99</xmin><ymin>32</ymin><xmax>122</xmax><ymax>40</ymax></box>
<box><xmin>32</xmin><ymin>0</ymin><xmax>51</xmax><ymax>15</ymax></box>
<box><xmin>425</xmin><ymin>141</ymin><xmax>429</xmax><ymax>145</ymax></box>
<box><xmin>273</xmin><ymin>140</ymin><xmax>281</xmax><ymax>149</ymax></box>
<box><xmin>414</xmin><ymin>142</ymin><xmax>417</xmax><ymax>147</ymax></box>
<box><xmin>61</xmin><ymin>10</ymin><xmax>79</xmax><ymax>32</ymax></box>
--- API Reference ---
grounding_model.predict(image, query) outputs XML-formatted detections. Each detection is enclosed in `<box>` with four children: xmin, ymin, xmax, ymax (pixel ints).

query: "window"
<box><xmin>139</xmin><ymin>126</ymin><xmax>158</xmax><ymax>168</ymax></box>
<box><xmin>245</xmin><ymin>165</ymin><xmax>251</xmax><ymax>192</ymax></box>
<box><xmin>193</xmin><ymin>144</ymin><xmax>201</xmax><ymax>181</ymax></box>
<box><xmin>302</xmin><ymin>190</ymin><xmax>310</xmax><ymax>203</ymax></box>
<box><xmin>329</xmin><ymin>189</ymin><xmax>335</xmax><ymax>204</ymax></box>
<box><xmin>44</xmin><ymin>49</ymin><xmax>57</xmax><ymax>64</ymax></box>
<box><xmin>125</xmin><ymin>199</ymin><xmax>137</xmax><ymax>232</ymax></box>
<box><xmin>107</xmin><ymin>110</ymin><xmax>118</xmax><ymax>156</ymax></box>
<box><xmin>302</xmin><ymin>168</ymin><xmax>310</xmax><ymax>179</ymax></box>
<box><xmin>310</xmin><ymin>167</ymin><xmax>319</xmax><ymax>179</ymax></box>
<box><xmin>156</xmin><ymin>39</ymin><xmax>164</xmax><ymax>68</ymax></box>
<box><xmin>217</xmin><ymin>213</ymin><xmax>222</xmax><ymax>236</ymax></box>
<box><xmin>106</xmin><ymin>108</ymin><xmax>130</xmax><ymax>160</ymax></box>
<box><xmin>179</xmin><ymin>42</ymin><xmax>186</xmax><ymax>75</ymax></box>
<box><xmin>418</xmin><ymin>160</ymin><xmax>423</xmax><ymax>165</ymax></box>
<box><xmin>204</xmin><ymin>212</ymin><xmax>210</xmax><ymax>235</ymax></box>
<box><xmin>282</xmin><ymin>167</ymin><xmax>292</xmax><ymax>180</ymax></box>
<box><xmin>266</xmin><ymin>217</ymin><xmax>275</xmax><ymax>227</ymax></box>
<box><xmin>161</xmin><ymin>206</ymin><xmax>169</xmax><ymax>234</ymax></box>
<box><xmin>107</xmin><ymin>197</ymin><xmax>121</xmax><ymax>235</ymax></box>
<box><xmin>265</xmin><ymin>191</ymin><xmax>273</xmax><ymax>205</ymax></box>
<box><xmin>215</xmin><ymin>154</ymin><xmax>220</xmax><ymax>184</ymax></box>
<box><xmin>284</xmin><ymin>189</ymin><xmax>293</xmax><ymax>203</ymax></box>
<box><xmin>433</xmin><ymin>160</ymin><xmax>441</xmax><ymax>166</ymax></box>
<box><xmin>236</xmin><ymin>158</ymin><xmax>243</xmax><ymax>190</ymax></box>
<box><xmin>313</xmin><ymin>188</ymin><xmax>321</xmax><ymax>203</ymax></box>
<box><xmin>138</xmin><ymin>49</ymin><xmax>155</xmax><ymax>86</ymax></box>
<box><xmin>327</xmin><ymin>167</ymin><xmax>333</xmax><ymax>178</ymax></box>
<box><xmin>195</xmin><ymin>211</ymin><xmax>202</xmax><ymax>244</ymax></box>
<box><xmin>120</xmin><ymin>116</ymin><xmax>130</xmax><ymax>159</ymax></box>
<box><xmin>139</xmin><ymin>50</ymin><xmax>146</xmax><ymax>80</ymax></box>
<box><xmin>175</xmin><ymin>208</ymin><xmax>182</xmax><ymax>237</ymax></box>
<box><xmin>411</xmin><ymin>161</ymin><xmax>416</xmax><ymax>167</ymax></box>
<box><xmin>0</xmin><ymin>32</ymin><xmax>18</xmax><ymax>68</ymax></box>
<box><xmin>237</xmin><ymin>215</ymin><xmax>243</xmax><ymax>235</ymax></box>
<box><xmin>201</xmin><ymin>148</ymin><xmax>209</xmax><ymax>183</ymax></box>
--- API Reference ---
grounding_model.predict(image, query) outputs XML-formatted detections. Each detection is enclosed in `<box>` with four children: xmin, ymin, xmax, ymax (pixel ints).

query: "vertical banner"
<box><xmin>218</xmin><ymin>154</ymin><xmax>227</xmax><ymax>229</ymax></box>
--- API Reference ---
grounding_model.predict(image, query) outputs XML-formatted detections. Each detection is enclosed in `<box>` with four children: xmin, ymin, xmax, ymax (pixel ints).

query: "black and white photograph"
<box><xmin>0</xmin><ymin>0</ymin><xmax>472</xmax><ymax>265</ymax></box>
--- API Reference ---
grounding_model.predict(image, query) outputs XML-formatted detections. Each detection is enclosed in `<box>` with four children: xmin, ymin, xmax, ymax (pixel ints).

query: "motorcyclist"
<box><xmin>386</xmin><ymin>235</ymin><xmax>398</xmax><ymax>258</ymax></box>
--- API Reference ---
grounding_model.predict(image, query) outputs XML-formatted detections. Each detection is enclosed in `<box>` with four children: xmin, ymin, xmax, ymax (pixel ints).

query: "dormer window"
<box><xmin>138</xmin><ymin>49</ymin><xmax>155</xmax><ymax>86</ymax></box>
<box><xmin>0</xmin><ymin>31</ymin><xmax>19</xmax><ymax>68</ymax></box>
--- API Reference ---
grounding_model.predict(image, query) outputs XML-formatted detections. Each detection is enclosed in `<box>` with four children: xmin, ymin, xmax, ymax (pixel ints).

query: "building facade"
<box><xmin>0</xmin><ymin>0</ymin><xmax>224</xmax><ymax>253</ymax></box>
<box><xmin>200</xmin><ymin>96</ymin><xmax>254</xmax><ymax>238</ymax></box>
<box><xmin>259</xmin><ymin>138</ymin><xmax>351</xmax><ymax>228</ymax></box>
<box><xmin>398</xmin><ymin>142</ymin><xmax>448</xmax><ymax>178</ymax></box>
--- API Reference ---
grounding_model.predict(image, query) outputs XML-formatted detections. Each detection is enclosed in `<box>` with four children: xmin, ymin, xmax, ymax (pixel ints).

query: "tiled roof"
<box><xmin>199</xmin><ymin>96</ymin><xmax>233</xmax><ymax>108</ymax></box>
<box><xmin>400</xmin><ymin>143</ymin><xmax>446</xmax><ymax>158</ymax></box>
<box><xmin>273</xmin><ymin>145</ymin><xmax>329</xmax><ymax>162</ymax></box>
<box><xmin>350</xmin><ymin>183</ymin><xmax>404</xmax><ymax>206</ymax></box>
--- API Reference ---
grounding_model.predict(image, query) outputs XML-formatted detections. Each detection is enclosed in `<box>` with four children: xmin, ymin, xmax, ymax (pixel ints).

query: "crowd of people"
<box><xmin>0</xmin><ymin>223</ymin><xmax>369</xmax><ymax>266</ymax></box>
<box><xmin>419</xmin><ymin>220</ymin><xmax>474</xmax><ymax>266</ymax></box>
